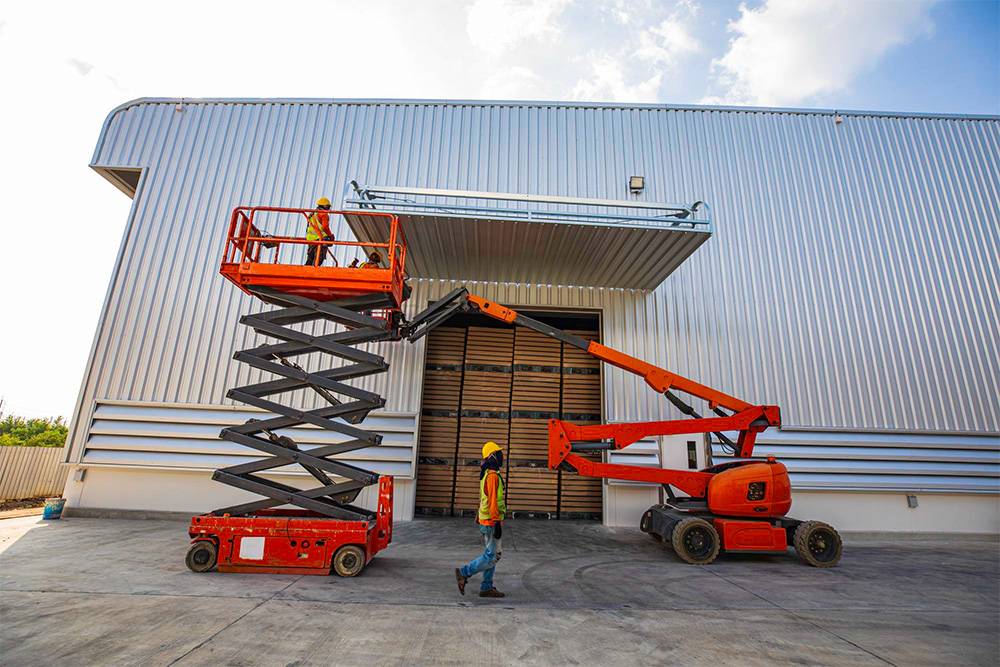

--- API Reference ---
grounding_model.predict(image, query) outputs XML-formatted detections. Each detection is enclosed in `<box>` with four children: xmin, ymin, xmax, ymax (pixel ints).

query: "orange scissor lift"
<box><xmin>186</xmin><ymin>206</ymin><xmax>407</xmax><ymax>576</ymax></box>
<box><xmin>187</xmin><ymin>203</ymin><xmax>842</xmax><ymax>577</ymax></box>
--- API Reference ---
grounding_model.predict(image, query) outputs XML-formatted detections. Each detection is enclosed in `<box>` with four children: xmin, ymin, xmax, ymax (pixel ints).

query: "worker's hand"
<box><xmin>493</xmin><ymin>521</ymin><xmax>503</xmax><ymax>540</ymax></box>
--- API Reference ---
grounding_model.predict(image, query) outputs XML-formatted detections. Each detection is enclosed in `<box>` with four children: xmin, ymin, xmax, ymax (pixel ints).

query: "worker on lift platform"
<box><xmin>304</xmin><ymin>197</ymin><xmax>335</xmax><ymax>266</ymax></box>
<box><xmin>350</xmin><ymin>250</ymin><xmax>383</xmax><ymax>269</ymax></box>
<box><xmin>455</xmin><ymin>441</ymin><xmax>507</xmax><ymax>598</ymax></box>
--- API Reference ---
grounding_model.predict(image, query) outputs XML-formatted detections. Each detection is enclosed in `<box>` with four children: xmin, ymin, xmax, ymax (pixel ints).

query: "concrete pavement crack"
<box><xmin>165</xmin><ymin>576</ymin><xmax>304</xmax><ymax>666</ymax></box>
<box><xmin>701</xmin><ymin>567</ymin><xmax>898</xmax><ymax>667</ymax></box>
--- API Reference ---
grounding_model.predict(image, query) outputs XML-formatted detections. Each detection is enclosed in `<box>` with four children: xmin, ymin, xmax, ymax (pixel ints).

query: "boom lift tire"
<box><xmin>671</xmin><ymin>517</ymin><xmax>720</xmax><ymax>565</ymax></box>
<box><xmin>332</xmin><ymin>545</ymin><xmax>366</xmax><ymax>577</ymax></box>
<box><xmin>185</xmin><ymin>540</ymin><xmax>217</xmax><ymax>573</ymax></box>
<box><xmin>793</xmin><ymin>521</ymin><xmax>842</xmax><ymax>568</ymax></box>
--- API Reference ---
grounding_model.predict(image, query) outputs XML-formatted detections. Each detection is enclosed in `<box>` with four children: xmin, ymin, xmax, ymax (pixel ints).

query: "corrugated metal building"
<box><xmin>63</xmin><ymin>98</ymin><xmax>1000</xmax><ymax>531</ymax></box>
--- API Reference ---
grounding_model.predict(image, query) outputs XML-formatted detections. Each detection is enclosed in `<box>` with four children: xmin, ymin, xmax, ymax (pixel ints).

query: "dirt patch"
<box><xmin>0</xmin><ymin>497</ymin><xmax>46</xmax><ymax>512</ymax></box>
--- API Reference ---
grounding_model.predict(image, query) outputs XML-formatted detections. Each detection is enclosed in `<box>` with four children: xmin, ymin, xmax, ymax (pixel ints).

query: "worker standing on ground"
<box><xmin>304</xmin><ymin>197</ymin><xmax>334</xmax><ymax>266</ymax></box>
<box><xmin>455</xmin><ymin>441</ymin><xmax>507</xmax><ymax>598</ymax></box>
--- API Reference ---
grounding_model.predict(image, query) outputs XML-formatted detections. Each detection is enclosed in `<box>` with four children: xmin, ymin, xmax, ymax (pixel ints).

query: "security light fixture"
<box><xmin>629</xmin><ymin>175</ymin><xmax>645</xmax><ymax>193</ymax></box>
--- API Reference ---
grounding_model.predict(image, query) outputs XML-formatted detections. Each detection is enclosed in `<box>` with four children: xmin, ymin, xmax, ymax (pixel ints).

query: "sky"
<box><xmin>0</xmin><ymin>0</ymin><xmax>997</xmax><ymax>421</ymax></box>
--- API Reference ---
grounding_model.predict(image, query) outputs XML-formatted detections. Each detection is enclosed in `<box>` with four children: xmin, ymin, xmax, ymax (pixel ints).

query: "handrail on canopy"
<box><xmin>344</xmin><ymin>182</ymin><xmax>711</xmax><ymax>230</ymax></box>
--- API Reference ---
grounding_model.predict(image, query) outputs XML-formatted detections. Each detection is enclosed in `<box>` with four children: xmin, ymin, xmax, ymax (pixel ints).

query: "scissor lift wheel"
<box><xmin>333</xmin><ymin>545</ymin><xmax>367</xmax><ymax>577</ymax></box>
<box><xmin>186</xmin><ymin>541</ymin><xmax>217</xmax><ymax>573</ymax></box>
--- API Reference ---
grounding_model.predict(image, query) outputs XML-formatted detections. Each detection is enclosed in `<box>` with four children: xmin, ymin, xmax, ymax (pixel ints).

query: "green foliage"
<box><xmin>0</xmin><ymin>415</ymin><xmax>68</xmax><ymax>448</ymax></box>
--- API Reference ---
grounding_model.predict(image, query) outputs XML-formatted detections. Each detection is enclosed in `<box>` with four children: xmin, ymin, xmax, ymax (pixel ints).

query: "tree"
<box><xmin>0</xmin><ymin>416</ymin><xmax>69</xmax><ymax>448</ymax></box>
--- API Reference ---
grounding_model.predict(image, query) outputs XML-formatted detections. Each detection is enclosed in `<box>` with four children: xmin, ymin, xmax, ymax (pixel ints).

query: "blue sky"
<box><xmin>0</xmin><ymin>0</ymin><xmax>997</xmax><ymax>420</ymax></box>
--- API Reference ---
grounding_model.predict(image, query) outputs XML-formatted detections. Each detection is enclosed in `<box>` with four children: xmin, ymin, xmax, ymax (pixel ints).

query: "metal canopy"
<box><xmin>342</xmin><ymin>185</ymin><xmax>712</xmax><ymax>289</ymax></box>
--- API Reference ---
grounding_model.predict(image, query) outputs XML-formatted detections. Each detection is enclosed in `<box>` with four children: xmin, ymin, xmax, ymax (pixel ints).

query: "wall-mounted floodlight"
<box><xmin>629</xmin><ymin>175</ymin><xmax>645</xmax><ymax>193</ymax></box>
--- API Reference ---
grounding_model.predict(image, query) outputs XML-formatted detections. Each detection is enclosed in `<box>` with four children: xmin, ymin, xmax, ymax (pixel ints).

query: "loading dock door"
<box><xmin>415</xmin><ymin>314</ymin><xmax>602</xmax><ymax>519</ymax></box>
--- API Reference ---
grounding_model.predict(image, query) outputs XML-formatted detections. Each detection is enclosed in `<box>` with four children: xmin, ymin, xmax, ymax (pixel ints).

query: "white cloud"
<box><xmin>466</xmin><ymin>0</ymin><xmax>571</xmax><ymax>56</ymax></box>
<box><xmin>481</xmin><ymin>66</ymin><xmax>548</xmax><ymax>99</ymax></box>
<box><xmin>570</xmin><ymin>54</ymin><xmax>662</xmax><ymax>103</ymax></box>
<box><xmin>570</xmin><ymin>0</ymin><xmax>701</xmax><ymax>103</ymax></box>
<box><xmin>705</xmin><ymin>0</ymin><xmax>936</xmax><ymax>106</ymax></box>
<box><xmin>66</xmin><ymin>57</ymin><xmax>94</xmax><ymax>76</ymax></box>
<box><xmin>634</xmin><ymin>0</ymin><xmax>701</xmax><ymax>66</ymax></box>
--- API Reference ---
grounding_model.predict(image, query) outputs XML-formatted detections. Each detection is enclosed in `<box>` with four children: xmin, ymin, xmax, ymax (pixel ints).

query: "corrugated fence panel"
<box><xmin>68</xmin><ymin>100</ymin><xmax>999</xmax><ymax>495</ymax></box>
<box><xmin>0</xmin><ymin>447</ymin><xmax>67</xmax><ymax>500</ymax></box>
<box><xmin>80</xmin><ymin>401</ymin><xmax>417</xmax><ymax>479</ymax></box>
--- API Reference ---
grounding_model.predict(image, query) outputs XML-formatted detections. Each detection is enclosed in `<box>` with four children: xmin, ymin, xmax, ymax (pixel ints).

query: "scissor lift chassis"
<box><xmin>189</xmin><ymin>477</ymin><xmax>393</xmax><ymax>575</ymax></box>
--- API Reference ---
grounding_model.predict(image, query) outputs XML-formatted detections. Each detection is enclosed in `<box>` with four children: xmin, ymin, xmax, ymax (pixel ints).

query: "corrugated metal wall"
<box><xmin>78</xmin><ymin>401</ymin><xmax>417</xmax><ymax>478</ymax></box>
<box><xmin>72</xmin><ymin>100</ymin><xmax>1000</xmax><ymax>484</ymax></box>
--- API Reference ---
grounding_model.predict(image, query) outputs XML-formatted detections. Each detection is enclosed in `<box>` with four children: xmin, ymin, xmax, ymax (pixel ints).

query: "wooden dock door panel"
<box><xmin>415</xmin><ymin>315</ymin><xmax>602</xmax><ymax>518</ymax></box>
<box><xmin>414</xmin><ymin>327</ymin><xmax>465</xmax><ymax>514</ymax></box>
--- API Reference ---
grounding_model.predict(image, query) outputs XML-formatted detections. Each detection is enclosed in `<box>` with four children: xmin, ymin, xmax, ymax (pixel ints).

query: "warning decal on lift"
<box><xmin>239</xmin><ymin>536</ymin><xmax>266</xmax><ymax>560</ymax></box>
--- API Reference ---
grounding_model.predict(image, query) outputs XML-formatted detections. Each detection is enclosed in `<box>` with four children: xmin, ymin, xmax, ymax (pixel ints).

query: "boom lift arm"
<box><xmin>404</xmin><ymin>288</ymin><xmax>781</xmax><ymax>497</ymax></box>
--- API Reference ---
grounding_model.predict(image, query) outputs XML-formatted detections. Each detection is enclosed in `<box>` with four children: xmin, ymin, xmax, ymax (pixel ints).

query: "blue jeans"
<box><xmin>460</xmin><ymin>523</ymin><xmax>501</xmax><ymax>592</ymax></box>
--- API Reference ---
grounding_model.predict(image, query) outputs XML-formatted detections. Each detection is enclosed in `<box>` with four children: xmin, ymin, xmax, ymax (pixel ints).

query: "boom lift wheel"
<box><xmin>793</xmin><ymin>521</ymin><xmax>842</xmax><ymax>567</ymax></box>
<box><xmin>671</xmin><ymin>517</ymin><xmax>720</xmax><ymax>565</ymax></box>
<box><xmin>332</xmin><ymin>545</ymin><xmax>366</xmax><ymax>577</ymax></box>
<box><xmin>185</xmin><ymin>540</ymin><xmax>217</xmax><ymax>573</ymax></box>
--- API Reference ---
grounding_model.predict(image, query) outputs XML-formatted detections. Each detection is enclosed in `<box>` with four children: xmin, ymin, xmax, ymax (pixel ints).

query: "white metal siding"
<box><xmin>78</xmin><ymin>401</ymin><xmax>417</xmax><ymax>478</ymax></box>
<box><xmin>68</xmin><ymin>99</ymin><xmax>1000</xmax><ymax>498</ymax></box>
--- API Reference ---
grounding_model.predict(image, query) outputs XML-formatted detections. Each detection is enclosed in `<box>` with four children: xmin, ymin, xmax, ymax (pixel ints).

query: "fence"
<box><xmin>0</xmin><ymin>447</ymin><xmax>66</xmax><ymax>501</ymax></box>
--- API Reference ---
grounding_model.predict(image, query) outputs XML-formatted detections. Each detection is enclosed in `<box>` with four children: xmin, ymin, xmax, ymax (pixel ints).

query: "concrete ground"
<box><xmin>0</xmin><ymin>516</ymin><xmax>997</xmax><ymax>667</ymax></box>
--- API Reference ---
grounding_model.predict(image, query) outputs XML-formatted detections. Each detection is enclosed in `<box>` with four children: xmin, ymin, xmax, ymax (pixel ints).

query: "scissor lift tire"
<box><xmin>186</xmin><ymin>540</ymin><xmax>217</xmax><ymax>573</ymax></box>
<box><xmin>332</xmin><ymin>544</ymin><xmax>366</xmax><ymax>577</ymax></box>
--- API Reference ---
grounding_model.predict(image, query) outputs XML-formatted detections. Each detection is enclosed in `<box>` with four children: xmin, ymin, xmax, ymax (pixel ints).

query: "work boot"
<box><xmin>479</xmin><ymin>588</ymin><xmax>506</xmax><ymax>598</ymax></box>
<box><xmin>455</xmin><ymin>568</ymin><xmax>467</xmax><ymax>595</ymax></box>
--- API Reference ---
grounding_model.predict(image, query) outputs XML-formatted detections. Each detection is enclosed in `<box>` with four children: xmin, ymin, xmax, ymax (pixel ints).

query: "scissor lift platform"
<box><xmin>219</xmin><ymin>205</ymin><xmax>408</xmax><ymax>306</ymax></box>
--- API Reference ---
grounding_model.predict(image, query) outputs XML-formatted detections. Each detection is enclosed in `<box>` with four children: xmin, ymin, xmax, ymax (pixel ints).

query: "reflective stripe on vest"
<box><xmin>478</xmin><ymin>470</ymin><xmax>506</xmax><ymax>523</ymax></box>
<box><xmin>306</xmin><ymin>213</ymin><xmax>326</xmax><ymax>241</ymax></box>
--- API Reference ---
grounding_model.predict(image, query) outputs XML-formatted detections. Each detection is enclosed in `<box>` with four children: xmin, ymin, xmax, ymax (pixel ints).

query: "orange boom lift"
<box><xmin>186</xmin><ymin>204</ymin><xmax>841</xmax><ymax>576</ymax></box>
<box><xmin>412</xmin><ymin>292</ymin><xmax>843</xmax><ymax>567</ymax></box>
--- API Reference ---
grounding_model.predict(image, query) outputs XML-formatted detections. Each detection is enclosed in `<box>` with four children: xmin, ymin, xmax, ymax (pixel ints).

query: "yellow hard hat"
<box><xmin>482</xmin><ymin>441</ymin><xmax>502</xmax><ymax>458</ymax></box>
<box><xmin>315</xmin><ymin>196</ymin><xmax>332</xmax><ymax>207</ymax></box>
